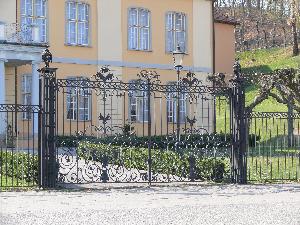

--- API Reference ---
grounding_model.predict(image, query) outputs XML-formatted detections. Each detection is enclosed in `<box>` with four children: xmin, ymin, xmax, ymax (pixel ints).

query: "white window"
<box><xmin>66</xmin><ymin>77</ymin><xmax>91</xmax><ymax>121</ymax></box>
<box><xmin>22</xmin><ymin>75</ymin><xmax>32</xmax><ymax>120</ymax></box>
<box><xmin>66</xmin><ymin>1</ymin><xmax>89</xmax><ymax>46</ymax></box>
<box><xmin>166</xmin><ymin>12</ymin><xmax>187</xmax><ymax>53</ymax></box>
<box><xmin>21</xmin><ymin>0</ymin><xmax>47</xmax><ymax>42</ymax></box>
<box><xmin>129</xmin><ymin>81</ymin><xmax>149</xmax><ymax>122</ymax></box>
<box><xmin>167</xmin><ymin>83</ymin><xmax>187</xmax><ymax>123</ymax></box>
<box><xmin>128</xmin><ymin>8</ymin><xmax>151</xmax><ymax>51</ymax></box>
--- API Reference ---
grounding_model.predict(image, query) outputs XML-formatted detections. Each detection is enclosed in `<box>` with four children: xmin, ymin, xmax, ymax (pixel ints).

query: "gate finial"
<box><xmin>42</xmin><ymin>48</ymin><xmax>53</xmax><ymax>68</ymax></box>
<box><xmin>233</xmin><ymin>58</ymin><xmax>241</xmax><ymax>78</ymax></box>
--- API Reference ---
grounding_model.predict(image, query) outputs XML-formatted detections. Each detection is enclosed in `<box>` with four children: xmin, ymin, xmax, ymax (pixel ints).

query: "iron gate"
<box><xmin>52</xmin><ymin>70</ymin><xmax>234</xmax><ymax>184</ymax></box>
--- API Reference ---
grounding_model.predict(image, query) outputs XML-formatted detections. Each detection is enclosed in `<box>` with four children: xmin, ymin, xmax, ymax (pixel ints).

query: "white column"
<box><xmin>0</xmin><ymin>58</ymin><xmax>6</xmax><ymax>134</ymax></box>
<box><xmin>31</xmin><ymin>61</ymin><xmax>40</xmax><ymax>134</ymax></box>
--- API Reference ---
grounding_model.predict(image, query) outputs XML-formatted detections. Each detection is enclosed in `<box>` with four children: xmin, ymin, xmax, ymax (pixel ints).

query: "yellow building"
<box><xmin>0</xmin><ymin>0</ymin><xmax>215</xmax><ymax>138</ymax></box>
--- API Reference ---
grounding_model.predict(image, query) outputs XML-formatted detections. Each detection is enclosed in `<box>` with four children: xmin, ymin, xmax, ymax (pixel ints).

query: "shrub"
<box><xmin>77</xmin><ymin>141</ymin><xmax>229</xmax><ymax>182</ymax></box>
<box><xmin>57</xmin><ymin>133</ymin><xmax>231</xmax><ymax>151</ymax></box>
<box><xmin>0</xmin><ymin>152</ymin><xmax>38</xmax><ymax>184</ymax></box>
<box><xmin>195</xmin><ymin>158</ymin><xmax>228</xmax><ymax>182</ymax></box>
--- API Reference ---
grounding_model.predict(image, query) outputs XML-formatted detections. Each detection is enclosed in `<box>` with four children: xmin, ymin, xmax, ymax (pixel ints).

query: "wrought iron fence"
<box><xmin>247</xmin><ymin>112</ymin><xmax>300</xmax><ymax>182</ymax></box>
<box><xmin>2</xmin><ymin>48</ymin><xmax>300</xmax><ymax>189</ymax></box>
<box><xmin>53</xmin><ymin>68</ymin><xmax>233</xmax><ymax>184</ymax></box>
<box><xmin>0</xmin><ymin>104</ymin><xmax>40</xmax><ymax>188</ymax></box>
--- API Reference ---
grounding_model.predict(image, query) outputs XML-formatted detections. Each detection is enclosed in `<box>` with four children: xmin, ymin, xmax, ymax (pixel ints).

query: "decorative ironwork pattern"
<box><xmin>248</xmin><ymin>112</ymin><xmax>300</xmax><ymax>119</ymax></box>
<box><xmin>0</xmin><ymin>104</ymin><xmax>40</xmax><ymax>112</ymax></box>
<box><xmin>56</xmin><ymin>79</ymin><xmax>232</xmax><ymax>95</ymax></box>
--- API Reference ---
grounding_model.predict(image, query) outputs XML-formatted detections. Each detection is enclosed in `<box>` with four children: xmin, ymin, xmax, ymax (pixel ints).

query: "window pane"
<box><xmin>129</xmin><ymin>27</ymin><xmax>138</xmax><ymax>49</ymax></box>
<box><xmin>84</xmin><ymin>22</ymin><xmax>89</xmax><ymax>45</ymax></box>
<box><xmin>35</xmin><ymin>0</ymin><xmax>42</xmax><ymax>16</ymax></box>
<box><xmin>26</xmin><ymin>0</ymin><xmax>33</xmax><ymax>16</ymax></box>
<box><xmin>176</xmin><ymin>31</ymin><xmax>186</xmax><ymax>52</ymax></box>
<box><xmin>85</xmin><ymin>5</ymin><xmax>89</xmax><ymax>21</ymax></box>
<box><xmin>22</xmin><ymin>75</ymin><xmax>31</xmax><ymax>94</ymax></box>
<box><xmin>78</xmin><ymin>3</ymin><xmax>86</xmax><ymax>21</ymax></box>
<box><xmin>142</xmin><ymin>98</ymin><xmax>149</xmax><ymax>121</ymax></box>
<box><xmin>175</xmin><ymin>13</ymin><xmax>184</xmax><ymax>31</ymax></box>
<box><xmin>21</xmin><ymin>76</ymin><xmax>25</xmax><ymax>93</ymax></box>
<box><xmin>137</xmin><ymin>97</ymin><xmax>143</xmax><ymax>121</ymax></box>
<box><xmin>26</xmin><ymin>76</ymin><xmax>32</xmax><ymax>93</ymax></box>
<box><xmin>166</xmin><ymin>31</ymin><xmax>174</xmax><ymax>52</ymax></box>
<box><xmin>25</xmin><ymin>94</ymin><xmax>31</xmax><ymax>105</ymax></box>
<box><xmin>139</xmin><ymin>10</ymin><xmax>149</xmax><ymax>27</ymax></box>
<box><xmin>77</xmin><ymin>21</ymin><xmax>88</xmax><ymax>45</ymax></box>
<box><xmin>129</xmin><ymin>8</ymin><xmax>138</xmax><ymax>26</ymax></box>
<box><xmin>68</xmin><ymin>2</ymin><xmax>76</xmax><ymax>20</ymax></box>
<box><xmin>21</xmin><ymin>0</ymin><xmax>26</xmax><ymax>15</ymax></box>
<box><xmin>68</xmin><ymin>21</ymin><xmax>76</xmax><ymax>44</ymax></box>
<box><xmin>36</xmin><ymin>18</ymin><xmax>46</xmax><ymax>42</ymax></box>
<box><xmin>140</xmin><ymin>28</ymin><xmax>149</xmax><ymax>50</ymax></box>
<box><xmin>166</xmin><ymin>13</ymin><xmax>173</xmax><ymax>30</ymax></box>
<box><xmin>41</xmin><ymin>0</ymin><xmax>46</xmax><ymax>16</ymax></box>
<box><xmin>67</xmin><ymin>94</ymin><xmax>76</xmax><ymax>120</ymax></box>
<box><xmin>78</xmin><ymin>22</ymin><xmax>84</xmax><ymax>44</ymax></box>
<box><xmin>66</xmin><ymin>77</ymin><xmax>91</xmax><ymax>121</ymax></box>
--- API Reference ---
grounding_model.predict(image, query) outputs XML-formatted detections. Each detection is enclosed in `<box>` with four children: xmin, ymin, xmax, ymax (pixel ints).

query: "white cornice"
<box><xmin>0</xmin><ymin>43</ymin><xmax>44</xmax><ymax>62</ymax></box>
<box><xmin>0</xmin><ymin>44</ymin><xmax>45</xmax><ymax>54</ymax></box>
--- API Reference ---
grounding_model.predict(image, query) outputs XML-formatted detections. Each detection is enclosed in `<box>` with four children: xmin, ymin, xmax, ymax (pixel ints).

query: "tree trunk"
<box><xmin>292</xmin><ymin>21</ymin><xmax>299</xmax><ymax>56</ymax></box>
<box><xmin>291</xmin><ymin>0</ymin><xmax>299</xmax><ymax>56</ymax></box>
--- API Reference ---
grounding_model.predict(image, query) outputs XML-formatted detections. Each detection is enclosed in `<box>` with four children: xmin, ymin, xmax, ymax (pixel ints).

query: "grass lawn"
<box><xmin>215</xmin><ymin>47</ymin><xmax>300</xmax><ymax>182</ymax></box>
<box><xmin>247</xmin><ymin>156</ymin><xmax>300</xmax><ymax>182</ymax></box>
<box><xmin>237</xmin><ymin>47</ymin><xmax>300</xmax><ymax>74</ymax></box>
<box><xmin>216</xmin><ymin>47</ymin><xmax>299</xmax><ymax>137</ymax></box>
<box><xmin>0</xmin><ymin>175</ymin><xmax>36</xmax><ymax>188</ymax></box>
<box><xmin>237</xmin><ymin>47</ymin><xmax>299</xmax><ymax>112</ymax></box>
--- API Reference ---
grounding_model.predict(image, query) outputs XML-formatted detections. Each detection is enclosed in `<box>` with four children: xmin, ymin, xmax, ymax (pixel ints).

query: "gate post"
<box><xmin>39</xmin><ymin>48</ymin><xmax>57</xmax><ymax>188</ymax></box>
<box><xmin>230</xmin><ymin>60</ymin><xmax>247</xmax><ymax>184</ymax></box>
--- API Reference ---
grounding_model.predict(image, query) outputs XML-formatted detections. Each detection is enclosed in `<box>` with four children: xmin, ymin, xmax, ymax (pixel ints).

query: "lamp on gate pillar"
<box><xmin>172</xmin><ymin>44</ymin><xmax>184</xmax><ymax>145</ymax></box>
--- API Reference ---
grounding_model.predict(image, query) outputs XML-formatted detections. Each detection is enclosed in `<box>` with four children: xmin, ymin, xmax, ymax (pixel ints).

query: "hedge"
<box><xmin>0</xmin><ymin>152</ymin><xmax>38</xmax><ymax>184</ymax></box>
<box><xmin>57</xmin><ymin>133</ymin><xmax>231</xmax><ymax>150</ymax></box>
<box><xmin>78</xmin><ymin>142</ymin><xmax>230</xmax><ymax>182</ymax></box>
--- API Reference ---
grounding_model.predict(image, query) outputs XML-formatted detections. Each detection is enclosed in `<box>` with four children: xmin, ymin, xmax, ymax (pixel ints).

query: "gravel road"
<box><xmin>1</xmin><ymin>184</ymin><xmax>300</xmax><ymax>225</ymax></box>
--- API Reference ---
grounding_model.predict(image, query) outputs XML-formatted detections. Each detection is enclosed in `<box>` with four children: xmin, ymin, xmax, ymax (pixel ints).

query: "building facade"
<box><xmin>214</xmin><ymin>13</ymin><xmax>238</xmax><ymax>75</ymax></box>
<box><xmin>0</xmin><ymin>0</ymin><xmax>215</xmax><ymax>138</ymax></box>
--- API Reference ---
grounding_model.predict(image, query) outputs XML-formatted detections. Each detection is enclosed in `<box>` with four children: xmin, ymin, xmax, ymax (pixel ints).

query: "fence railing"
<box><xmin>247</xmin><ymin>112</ymin><xmax>300</xmax><ymax>182</ymax></box>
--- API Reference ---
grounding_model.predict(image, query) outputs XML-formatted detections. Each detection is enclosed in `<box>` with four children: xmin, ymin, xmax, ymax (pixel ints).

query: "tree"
<box><xmin>215</xmin><ymin>0</ymin><xmax>300</xmax><ymax>53</ymax></box>
<box><xmin>247</xmin><ymin>68</ymin><xmax>300</xmax><ymax>146</ymax></box>
<box><xmin>208</xmin><ymin>67</ymin><xmax>300</xmax><ymax>147</ymax></box>
<box><xmin>290</xmin><ymin>0</ymin><xmax>299</xmax><ymax>56</ymax></box>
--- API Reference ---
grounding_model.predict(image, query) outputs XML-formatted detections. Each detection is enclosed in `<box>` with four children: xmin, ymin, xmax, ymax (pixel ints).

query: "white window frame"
<box><xmin>166</xmin><ymin>12</ymin><xmax>187</xmax><ymax>53</ymax></box>
<box><xmin>66</xmin><ymin>1</ymin><xmax>90</xmax><ymax>46</ymax></box>
<box><xmin>129</xmin><ymin>80</ymin><xmax>149</xmax><ymax>123</ymax></box>
<box><xmin>66</xmin><ymin>77</ymin><xmax>91</xmax><ymax>121</ymax></box>
<box><xmin>20</xmin><ymin>0</ymin><xmax>48</xmax><ymax>43</ymax></box>
<box><xmin>128</xmin><ymin>7</ymin><xmax>151</xmax><ymax>51</ymax></box>
<box><xmin>22</xmin><ymin>74</ymin><xmax>32</xmax><ymax>120</ymax></box>
<box><xmin>167</xmin><ymin>82</ymin><xmax>187</xmax><ymax>123</ymax></box>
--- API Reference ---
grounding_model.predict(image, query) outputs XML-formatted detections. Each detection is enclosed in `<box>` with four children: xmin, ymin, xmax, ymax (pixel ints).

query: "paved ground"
<box><xmin>1</xmin><ymin>184</ymin><xmax>300</xmax><ymax>225</ymax></box>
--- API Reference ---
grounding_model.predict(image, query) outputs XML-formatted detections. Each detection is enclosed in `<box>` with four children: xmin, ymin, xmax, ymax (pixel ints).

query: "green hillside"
<box><xmin>237</xmin><ymin>47</ymin><xmax>300</xmax><ymax>74</ymax></box>
<box><xmin>236</xmin><ymin>47</ymin><xmax>300</xmax><ymax>112</ymax></box>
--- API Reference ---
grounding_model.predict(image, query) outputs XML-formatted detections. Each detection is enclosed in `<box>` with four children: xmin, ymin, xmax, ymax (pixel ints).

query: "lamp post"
<box><xmin>172</xmin><ymin>44</ymin><xmax>184</xmax><ymax>146</ymax></box>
